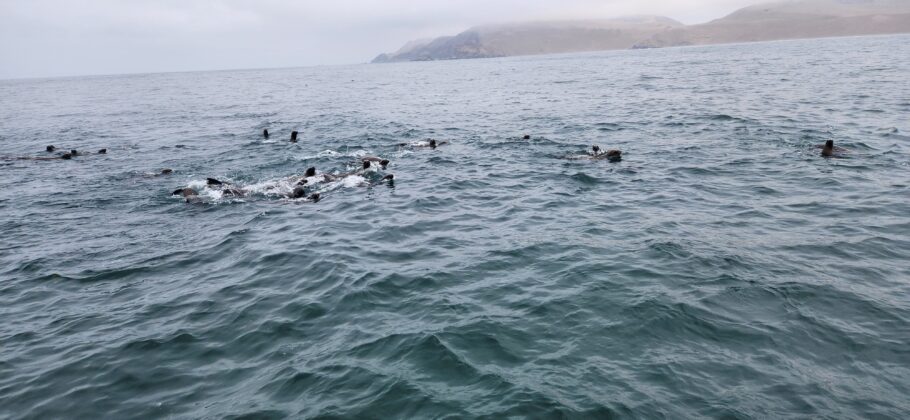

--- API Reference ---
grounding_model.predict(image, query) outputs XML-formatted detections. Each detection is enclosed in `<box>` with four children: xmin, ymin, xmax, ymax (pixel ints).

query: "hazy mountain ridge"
<box><xmin>373</xmin><ymin>0</ymin><xmax>910</xmax><ymax>63</ymax></box>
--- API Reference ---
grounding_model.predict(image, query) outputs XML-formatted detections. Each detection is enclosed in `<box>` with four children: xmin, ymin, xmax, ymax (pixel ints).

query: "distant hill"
<box><xmin>373</xmin><ymin>0</ymin><xmax>910</xmax><ymax>63</ymax></box>
<box><xmin>372</xmin><ymin>16</ymin><xmax>684</xmax><ymax>62</ymax></box>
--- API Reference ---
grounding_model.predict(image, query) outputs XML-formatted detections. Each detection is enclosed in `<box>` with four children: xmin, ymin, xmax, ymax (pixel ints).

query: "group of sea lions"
<box><xmin>170</xmin><ymin>130</ymin><xmax>400</xmax><ymax>204</ymax></box>
<box><xmin>1</xmin><ymin>145</ymin><xmax>107</xmax><ymax>161</ymax></box>
<box><xmin>172</xmin><ymin>158</ymin><xmax>396</xmax><ymax>204</ymax></box>
<box><xmin>4</xmin><ymin>130</ymin><xmax>847</xmax><ymax>206</ymax></box>
<box><xmin>165</xmin><ymin>132</ymin><xmax>848</xmax><ymax>205</ymax></box>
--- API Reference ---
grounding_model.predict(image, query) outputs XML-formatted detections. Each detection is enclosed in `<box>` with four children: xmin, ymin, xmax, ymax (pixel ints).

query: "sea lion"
<box><xmin>46</xmin><ymin>145</ymin><xmax>56</xmax><ymax>152</ymax></box>
<box><xmin>173</xmin><ymin>188</ymin><xmax>198</xmax><ymax>197</ymax></box>
<box><xmin>523</xmin><ymin>134</ymin><xmax>531</xmax><ymax>140</ymax></box>
<box><xmin>172</xmin><ymin>187</ymin><xmax>201</xmax><ymax>203</ymax></box>
<box><xmin>97</xmin><ymin>149</ymin><xmax>107</xmax><ymax>154</ymax></box>
<box><xmin>819</xmin><ymin>140</ymin><xmax>847</xmax><ymax>157</ymax></box>
<box><xmin>161</xmin><ymin>169</ymin><xmax>173</xmax><ymax>175</ymax></box>
<box><xmin>290</xmin><ymin>187</ymin><xmax>307</xmax><ymax>199</ymax></box>
<box><xmin>61</xmin><ymin>153</ymin><xmax>72</xmax><ymax>160</ymax></box>
<box><xmin>207</xmin><ymin>178</ymin><xmax>224</xmax><ymax>186</ymax></box>
<box><xmin>305</xmin><ymin>167</ymin><xmax>317</xmax><ymax>177</ymax></box>
<box><xmin>592</xmin><ymin>145</ymin><xmax>622</xmax><ymax>162</ymax></box>
<box><xmin>362</xmin><ymin>157</ymin><xmax>390</xmax><ymax>169</ymax></box>
<box><xmin>263</xmin><ymin>129</ymin><xmax>269</xmax><ymax>139</ymax></box>
<box><xmin>222</xmin><ymin>188</ymin><xmax>246</xmax><ymax>197</ymax></box>
<box><xmin>400</xmin><ymin>139</ymin><xmax>448</xmax><ymax>149</ymax></box>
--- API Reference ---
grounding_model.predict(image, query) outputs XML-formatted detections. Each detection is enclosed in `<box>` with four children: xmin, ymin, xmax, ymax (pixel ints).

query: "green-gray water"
<box><xmin>1</xmin><ymin>35</ymin><xmax>909</xmax><ymax>418</ymax></box>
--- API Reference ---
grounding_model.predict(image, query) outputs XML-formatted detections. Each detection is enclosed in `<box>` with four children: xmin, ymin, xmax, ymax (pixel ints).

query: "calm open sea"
<box><xmin>1</xmin><ymin>34</ymin><xmax>909</xmax><ymax>418</ymax></box>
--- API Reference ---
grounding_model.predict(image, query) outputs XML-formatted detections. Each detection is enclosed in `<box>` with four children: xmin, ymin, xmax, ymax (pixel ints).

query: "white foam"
<box><xmin>244</xmin><ymin>178</ymin><xmax>296</xmax><ymax>196</ymax></box>
<box><xmin>340</xmin><ymin>175</ymin><xmax>368</xmax><ymax>188</ymax></box>
<box><xmin>296</xmin><ymin>149</ymin><xmax>373</xmax><ymax>161</ymax></box>
<box><xmin>186</xmin><ymin>179</ymin><xmax>210</xmax><ymax>189</ymax></box>
<box><xmin>201</xmin><ymin>188</ymin><xmax>224</xmax><ymax>201</ymax></box>
<box><xmin>179</xmin><ymin>171</ymin><xmax>370</xmax><ymax>204</ymax></box>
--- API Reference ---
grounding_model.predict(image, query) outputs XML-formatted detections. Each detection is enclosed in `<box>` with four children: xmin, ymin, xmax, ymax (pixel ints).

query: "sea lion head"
<box><xmin>291</xmin><ymin>187</ymin><xmax>307</xmax><ymax>199</ymax></box>
<box><xmin>429</xmin><ymin>139</ymin><xmax>437</xmax><ymax>148</ymax></box>
<box><xmin>305</xmin><ymin>167</ymin><xmax>316</xmax><ymax>177</ymax></box>
<box><xmin>380</xmin><ymin>159</ymin><xmax>390</xmax><ymax>169</ymax></box>
<box><xmin>97</xmin><ymin>149</ymin><xmax>107</xmax><ymax>154</ymax></box>
<box><xmin>161</xmin><ymin>168</ymin><xmax>173</xmax><ymax>175</ymax></box>
<box><xmin>46</xmin><ymin>145</ymin><xmax>56</xmax><ymax>152</ymax></box>
<box><xmin>363</xmin><ymin>161</ymin><xmax>371</xmax><ymax>169</ymax></box>
<box><xmin>822</xmin><ymin>140</ymin><xmax>835</xmax><ymax>157</ymax></box>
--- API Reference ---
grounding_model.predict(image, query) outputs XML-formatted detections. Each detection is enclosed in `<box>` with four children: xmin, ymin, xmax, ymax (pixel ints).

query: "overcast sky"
<box><xmin>0</xmin><ymin>0</ymin><xmax>762</xmax><ymax>79</ymax></box>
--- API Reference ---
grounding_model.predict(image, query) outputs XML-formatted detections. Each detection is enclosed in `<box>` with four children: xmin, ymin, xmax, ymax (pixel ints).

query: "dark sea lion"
<box><xmin>222</xmin><ymin>188</ymin><xmax>245</xmax><ymax>197</ymax></box>
<box><xmin>173</xmin><ymin>188</ymin><xmax>197</xmax><ymax>197</ymax></box>
<box><xmin>383</xmin><ymin>174</ymin><xmax>394</xmax><ymax>181</ymax></box>
<box><xmin>207</xmin><ymin>178</ymin><xmax>224</xmax><ymax>186</ymax></box>
<box><xmin>363</xmin><ymin>161</ymin><xmax>371</xmax><ymax>169</ymax></box>
<box><xmin>399</xmin><ymin>139</ymin><xmax>446</xmax><ymax>148</ymax></box>
<box><xmin>161</xmin><ymin>169</ymin><xmax>173</xmax><ymax>175</ymax></box>
<box><xmin>605</xmin><ymin>149</ymin><xmax>622</xmax><ymax>162</ymax></box>
<box><xmin>362</xmin><ymin>157</ymin><xmax>390</xmax><ymax>169</ymax></box>
<box><xmin>263</xmin><ymin>129</ymin><xmax>269</xmax><ymax>139</ymax></box>
<box><xmin>172</xmin><ymin>188</ymin><xmax>196</xmax><ymax>197</ymax></box>
<box><xmin>61</xmin><ymin>153</ymin><xmax>72</xmax><ymax>160</ymax></box>
<box><xmin>172</xmin><ymin>187</ymin><xmax>200</xmax><ymax>203</ymax></box>
<box><xmin>46</xmin><ymin>145</ymin><xmax>56</xmax><ymax>152</ymax></box>
<box><xmin>819</xmin><ymin>140</ymin><xmax>849</xmax><ymax>157</ymax></box>
<box><xmin>290</xmin><ymin>187</ymin><xmax>307</xmax><ymax>199</ymax></box>
<box><xmin>290</xmin><ymin>131</ymin><xmax>298</xmax><ymax>143</ymax></box>
<box><xmin>523</xmin><ymin>134</ymin><xmax>531</xmax><ymax>140</ymax></box>
<box><xmin>305</xmin><ymin>167</ymin><xmax>317</xmax><ymax>177</ymax></box>
<box><xmin>310</xmin><ymin>193</ymin><xmax>321</xmax><ymax>203</ymax></box>
<box><xmin>70</xmin><ymin>149</ymin><xmax>79</xmax><ymax>156</ymax></box>
<box><xmin>97</xmin><ymin>149</ymin><xmax>107</xmax><ymax>154</ymax></box>
<box><xmin>591</xmin><ymin>145</ymin><xmax>622</xmax><ymax>161</ymax></box>
<box><xmin>821</xmin><ymin>140</ymin><xmax>835</xmax><ymax>157</ymax></box>
<box><xmin>297</xmin><ymin>178</ymin><xmax>308</xmax><ymax>186</ymax></box>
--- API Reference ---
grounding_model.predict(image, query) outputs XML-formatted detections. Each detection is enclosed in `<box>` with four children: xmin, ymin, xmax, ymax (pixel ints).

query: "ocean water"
<box><xmin>1</xmin><ymin>34</ymin><xmax>909</xmax><ymax>419</ymax></box>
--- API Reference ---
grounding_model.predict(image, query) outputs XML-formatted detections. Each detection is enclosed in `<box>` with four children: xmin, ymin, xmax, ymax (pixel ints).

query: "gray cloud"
<box><xmin>0</xmin><ymin>0</ymin><xmax>759</xmax><ymax>79</ymax></box>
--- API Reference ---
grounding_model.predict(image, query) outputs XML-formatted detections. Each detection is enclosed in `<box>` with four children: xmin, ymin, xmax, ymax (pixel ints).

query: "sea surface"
<box><xmin>1</xmin><ymin>34</ymin><xmax>909</xmax><ymax>419</ymax></box>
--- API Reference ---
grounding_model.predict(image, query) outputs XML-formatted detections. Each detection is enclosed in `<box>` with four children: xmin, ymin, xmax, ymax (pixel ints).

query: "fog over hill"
<box><xmin>373</xmin><ymin>0</ymin><xmax>910</xmax><ymax>62</ymax></box>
